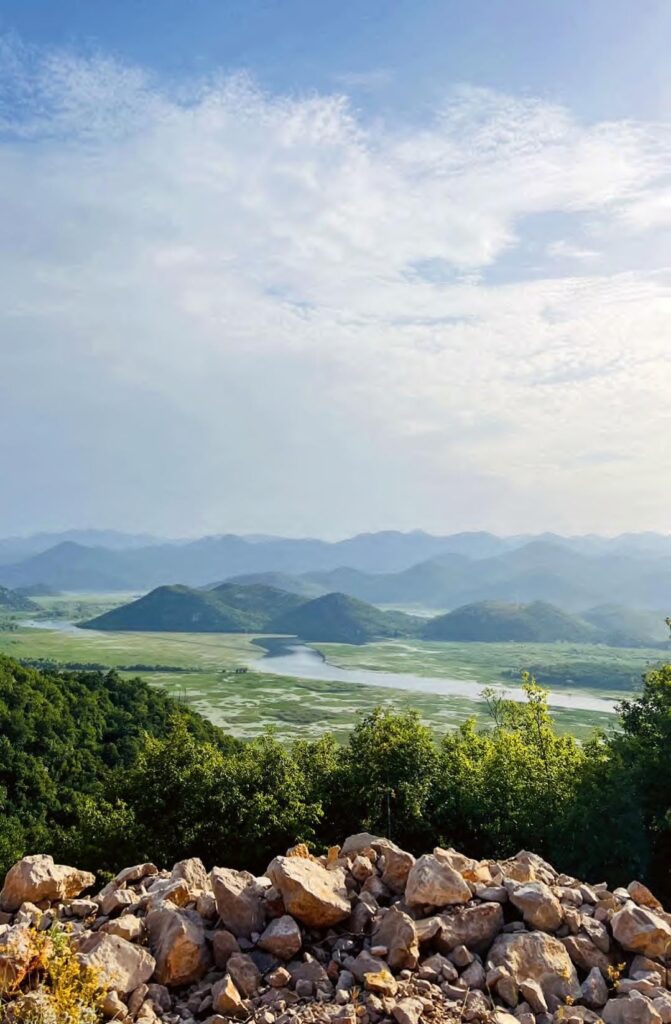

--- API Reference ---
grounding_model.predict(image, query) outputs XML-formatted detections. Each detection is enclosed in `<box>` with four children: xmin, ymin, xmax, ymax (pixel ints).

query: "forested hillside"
<box><xmin>1</xmin><ymin>651</ymin><xmax>669</xmax><ymax>904</ymax></box>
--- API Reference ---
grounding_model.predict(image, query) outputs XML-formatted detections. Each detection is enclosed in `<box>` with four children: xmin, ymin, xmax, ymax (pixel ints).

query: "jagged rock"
<box><xmin>581</xmin><ymin>966</ymin><xmax>609</xmax><ymax>1008</ymax></box>
<box><xmin>0</xmin><ymin>855</ymin><xmax>95</xmax><ymax>912</ymax></box>
<box><xmin>582</xmin><ymin>914</ymin><xmax>611</xmax><ymax>952</ymax></box>
<box><xmin>212</xmin><ymin>929</ymin><xmax>241</xmax><ymax>968</ymax></box>
<box><xmin>488</xmin><ymin>931</ymin><xmax>581</xmax><ymax>1002</ymax></box>
<box><xmin>0</xmin><ymin>924</ymin><xmax>34</xmax><ymax>994</ymax></box>
<box><xmin>602</xmin><ymin>993</ymin><xmax>662</xmax><ymax>1024</ymax></box>
<box><xmin>405</xmin><ymin>854</ymin><xmax>471</xmax><ymax>907</ymax></box>
<box><xmin>172</xmin><ymin>857</ymin><xmax>209</xmax><ymax>893</ymax></box>
<box><xmin>348</xmin><ymin>950</ymin><xmax>387</xmax><ymax>983</ymax></box>
<box><xmin>258</xmin><ymin>915</ymin><xmax>302</xmax><ymax>960</ymax></box>
<box><xmin>562</xmin><ymin>933</ymin><xmax>612</xmax><ymax>973</ymax></box>
<box><xmin>212</xmin><ymin>974</ymin><xmax>245</xmax><ymax>1016</ymax></box>
<box><xmin>227</xmin><ymin>951</ymin><xmax>261</xmax><ymax>997</ymax></box>
<box><xmin>266</xmin><ymin>856</ymin><xmax>350</xmax><ymax>927</ymax></box>
<box><xmin>363</xmin><ymin>968</ymin><xmax>398</xmax><ymax>996</ymax></box>
<box><xmin>101</xmin><ymin>913</ymin><xmax>145</xmax><ymax>943</ymax></box>
<box><xmin>628</xmin><ymin>882</ymin><xmax>663</xmax><ymax>912</ymax></box>
<box><xmin>373</xmin><ymin>905</ymin><xmax>419</xmax><ymax>970</ymax></box>
<box><xmin>653</xmin><ymin>993</ymin><xmax>671</xmax><ymax>1023</ymax></box>
<box><xmin>508</xmin><ymin>881</ymin><xmax>563</xmax><ymax>932</ymax></box>
<box><xmin>435</xmin><ymin>901</ymin><xmax>504</xmax><ymax>952</ymax></box>
<box><xmin>391</xmin><ymin>996</ymin><xmax>424</xmax><ymax>1024</ymax></box>
<box><xmin>211</xmin><ymin>867</ymin><xmax>265</xmax><ymax>938</ymax></box>
<box><xmin>114</xmin><ymin>863</ymin><xmax>158</xmax><ymax>886</ymax></box>
<box><xmin>146</xmin><ymin>905</ymin><xmax>211</xmax><ymax>986</ymax></box>
<box><xmin>519</xmin><ymin>979</ymin><xmax>549</xmax><ymax>1014</ymax></box>
<box><xmin>340</xmin><ymin>835</ymin><xmax>413</xmax><ymax>892</ymax></box>
<box><xmin>77</xmin><ymin>932</ymin><xmax>156</xmax><ymax>994</ymax></box>
<box><xmin>611</xmin><ymin>906</ymin><xmax>671</xmax><ymax>958</ymax></box>
<box><xmin>101</xmin><ymin>886</ymin><xmax>140</xmax><ymax>917</ymax></box>
<box><xmin>101</xmin><ymin>990</ymin><xmax>128</xmax><ymax>1019</ymax></box>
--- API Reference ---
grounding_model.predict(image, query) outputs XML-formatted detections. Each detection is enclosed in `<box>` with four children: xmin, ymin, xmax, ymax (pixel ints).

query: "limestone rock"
<box><xmin>0</xmin><ymin>855</ymin><xmax>95</xmax><ymax>912</ymax></box>
<box><xmin>0</xmin><ymin>924</ymin><xmax>34</xmax><ymax>995</ymax></box>
<box><xmin>488</xmin><ymin>931</ymin><xmax>581</xmax><ymax>1002</ymax></box>
<box><xmin>171</xmin><ymin>857</ymin><xmax>209</xmax><ymax>895</ymax></box>
<box><xmin>581</xmin><ymin>966</ymin><xmax>609</xmax><ymax>1008</ymax></box>
<box><xmin>258</xmin><ymin>915</ymin><xmax>302</xmax><ymax>960</ymax></box>
<box><xmin>212</xmin><ymin>974</ymin><xmax>245</xmax><ymax>1016</ymax></box>
<box><xmin>266</xmin><ymin>856</ymin><xmax>350</xmax><ymax>928</ymax></box>
<box><xmin>227</xmin><ymin>951</ymin><xmax>261</xmax><ymax>998</ymax></box>
<box><xmin>146</xmin><ymin>905</ymin><xmax>211</xmax><ymax>987</ymax></box>
<box><xmin>373</xmin><ymin>905</ymin><xmax>419</xmax><ymax>971</ymax></box>
<box><xmin>212</xmin><ymin>929</ymin><xmax>240</xmax><ymax>969</ymax></box>
<box><xmin>392</xmin><ymin>996</ymin><xmax>424</xmax><ymax>1024</ymax></box>
<box><xmin>611</xmin><ymin>906</ymin><xmax>671</xmax><ymax>958</ymax></box>
<box><xmin>508</xmin><ymin>881</ymin><xmax>563</xmax><ymax>932</ymax></box>
<box><xmin>211</xmin><ymin>867</ymin><xmax>265</xmax><ymax>938</ymax></box>
<box><xmin>77</xmin><ymin>932</ymin><xmax>156</xmax><ymax>995</ymax></box>
<box><xmin>405</xmin><ymin>854</ymin><xmax>471</xmax><ymax>907</ymax></box>
<box><xmin>628</xmin><ymin>882</ymin><xmax>662</xmax><ymax>912</ymax></box>
<box><xmin>435</xmin><ymin>902</ymin><xmax>504</xmax><ymax>952</ymax></box>
<box><xmin>602</xmin><ymin>993</ymin><xmax>662</xmax><ymax>1024</ymax></box>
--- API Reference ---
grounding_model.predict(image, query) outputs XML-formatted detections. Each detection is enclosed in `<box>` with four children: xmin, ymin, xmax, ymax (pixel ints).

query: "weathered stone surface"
<box><xmin>488</xmin><ymin>931</ymin><xmax>581</xmax><ymax>1002</ymax></box>
<box><xmin>373</xmin><ymin>905</ymin><xmax>419</xmax><ymax>971</ymax></box>
<box><xmin>602</xmin><ymin>993</ymin><xmax>662</xmax><ymax>1024</ymax></box>
<box><xmin>266</xmin><ymin>856</ymin><xmax>350</xmax><ymax>928</ymax></box>
<box><xmin>508</xmin><ymin>881</ymin><xmax>563</xmax><ymax>932</ymax></box>
<box><xmin>171</xmin><ymin>857</ymin><xmax>209</xmax><ymax>894</ymax></box>
<box><xmin>77</xmin><ymin>932</ymin><xmax>156</xmax><ymax>994</ymax></box>
<box><xmin>0</xmin><ymin>855</ymin><xmax>95</xmax><ymax>912</ymax></box>
<box><xmin>581</xmin><ymin>966</ymin><xmax>609</xmax><ymax>1008</ymax></box>
<box><xmin>405</xmin><ymin>854</ymin><xmax>471</xmax><ymax>907</ymax></box>
<box><xmin>211</xmin><ymin>867</ymin><xmax>265</xmax><ymax>938</ymax></box>
<box><xmin>562</xmin><ymin>933</ymin><xmax>612</xmax><ymax>974</ymax></box>
<box><xmin>227</xmin><ymin>951</ymin><xmax>261</xmax><ymax>998</ymax></box>
<box><xmin>628</xmin><ymin>882</ymin><xmax>663</xmax><ymax>911</ymax></box>
<box><xmin>435</xmin><ymin>902</ymin><xmax>504</xmax><ymax>952</ymax></box>
<box><xmin>340</xmin><ymin>835</ymin><xmax>413</xmax><ymax>892</ymax></box>
<box><xmin>212</xmin><ymin>974</ymin><xmax>245</xmax><ymax>1015</ymax></box>
<box><xmin>363</xmin><ymin>968</ymin><xmax>398</xmax><ymax>997</ymax></box>
<box><xmin>212</xmin><ymin>929</ymin><xmax>241</xmax><ymax>969</ymax></box>
<box><xmin>114</xmin><ymin>862</ymin><xmax>158</xmax><ymax>886</ymax></box>
<box><xmin>392</xmin><ymin>996</ymin><xmax>424</xmax><ymax>1024</ymax></box>
<box><xmin>146</xmin><ymin>905</ymin><xmax>211</xmax><ymax>987</ymax></box>
<box><xmin>258</xmin><ymin>914</ymin><xmax>302</xmax><ymax>960</ymax></box>
<box><xmin>0</xmin><ymin>924</ymin><xmax>34</xmax><ymax>995</ymax></box>
<box><xmin>611</xmin><ymin>906</ymin><xmax>671</xmax><ymax>958</ymax></box>
<box><xmin>101</xmin><ymin>913</ymin><xmax>145</xmax><ymax>943</ymax></box>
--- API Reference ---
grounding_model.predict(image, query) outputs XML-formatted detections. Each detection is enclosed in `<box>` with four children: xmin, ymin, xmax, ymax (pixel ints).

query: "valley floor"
<box><xmin>0</xmin><ymin>593</ymin><xmax>661</xmax><ymax>741</ymax></box>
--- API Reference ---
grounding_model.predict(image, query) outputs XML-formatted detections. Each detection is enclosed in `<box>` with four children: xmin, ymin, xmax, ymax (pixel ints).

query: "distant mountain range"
<box><xmin>2</xmin><ymin>531</ymin><xmax>671</xmax><ymax>612</ymax></box>
<box><xmin>82</xmin><ymin>584</ymin><xmax>669</xmax><ymax>647</ymax></box>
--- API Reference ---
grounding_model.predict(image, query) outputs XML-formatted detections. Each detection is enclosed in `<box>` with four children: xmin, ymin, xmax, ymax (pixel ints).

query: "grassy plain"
<box><xmin>0</xmin><ymin>610</ymin><xmax>625</xmax><ymax>741</ymax></box>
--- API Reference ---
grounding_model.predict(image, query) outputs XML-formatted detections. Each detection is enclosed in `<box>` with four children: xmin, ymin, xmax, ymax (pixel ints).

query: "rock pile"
<box><xmin>1</xmin><ymin>839</ymin><xmax>671</xmax><ymax>1024</ymax></box>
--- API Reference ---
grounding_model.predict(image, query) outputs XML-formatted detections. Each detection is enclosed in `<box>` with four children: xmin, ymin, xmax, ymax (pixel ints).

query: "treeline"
<box><xmin>0</xmin><ymin>654</ymin><xmax>669</xmax><ymax>904</ymax></box>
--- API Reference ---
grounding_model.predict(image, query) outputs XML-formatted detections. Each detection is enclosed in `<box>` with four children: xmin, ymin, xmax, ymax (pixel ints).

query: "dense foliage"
<box><xmin>0</xmin><ymin>652</ymin><xmax>669</xmax><ymax>903</ymax></box>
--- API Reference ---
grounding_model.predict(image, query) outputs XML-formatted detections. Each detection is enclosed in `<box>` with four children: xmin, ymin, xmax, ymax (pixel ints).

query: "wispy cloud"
<box><xmin>1</xmin><ymin>39</ymin><xmax>670</xmax><ymax>535</ymax></box>
<box><xmin>332</xmin><ymin>68</ymin><xmax>393</xmax><ymax>90</ymax></box>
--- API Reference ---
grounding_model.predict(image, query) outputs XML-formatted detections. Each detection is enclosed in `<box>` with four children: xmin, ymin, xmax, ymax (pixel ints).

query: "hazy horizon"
<box><xmin>2</xmin><ymin>1</ymin><xmax>671</xmax><ymax>539</ymax></box>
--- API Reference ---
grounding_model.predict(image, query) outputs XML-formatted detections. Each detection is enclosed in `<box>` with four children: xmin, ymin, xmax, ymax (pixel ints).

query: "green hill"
<box><xmin>581</xmin><ymin>604</ymin><xmax>669</xmax><ymax>646</ymax></box>
<box><xmin>0</xmin><ymin>586</ymin><xmax>38</xmax><ymax>612</ymax></box>
<box><xmin>81</xmin><ymin>582</ymin><xmax>304</xmax><ymax>633</ymax></box>
<box><xmin>423</xmin><ymin>600</ymin><xmax>600</xmax><ymax>643</ymax></box>
<box><xmin>268</xmin><ymin>591</ymin><xmax>422</xmax><ymax>644</ymax></box>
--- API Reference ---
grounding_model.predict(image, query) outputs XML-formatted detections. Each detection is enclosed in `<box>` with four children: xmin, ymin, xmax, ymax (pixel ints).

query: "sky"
<box><xmin>1</xmin><ymin>0</ymin><xmax>671</xmax><ymax>540</ymax></box>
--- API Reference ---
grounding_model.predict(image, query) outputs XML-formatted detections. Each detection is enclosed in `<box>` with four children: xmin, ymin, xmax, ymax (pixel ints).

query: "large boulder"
<box><xmin>211</xmin><ymin>867</ymin><xmax>265</xmax><ymax>938</ymax></box>
<box><xmin>266</xmin><ymin>856</ymin><xmax>350</xmax><ymax>928</ymax></box>
<box><xmin>77</xmin><ymin>932</ymin><xmax>156</xmax><ymax>995</ymax></box>
<box><xmin>435</xmin><ymin>902</ymin><xmax>504</xmax><ymax>953</ymax></box>
<box><xmin>405</xmin><ymin>854</ymin><xmax>471</xmax><ymax>907</ymax></box>
<box><xmin>146</xmin><ymin>905</ymin><xmax>211</xmax><ymax>987</ymax></box>
<box><xmin>0</xmin><ymin>855</ymin><xmax>95</xmax><ymax>912</ymax></box>
<box><xmin>508</xmin><ymin>881</ymin><xmax>563</xmax><ymax>932</ymax></box>
<box><xmin>488</xmin><ymin>931</ymin><xmax>581</xmax><ymax>1002</ymax></box>
<box><xmin>372</xmin><ymin>905</ymin><xmax>419</xmax><ymax>970</ymax></box>
<box><xmin>611</xmin><ymin>906</ymin><xmax>671</xmax><ymax>958</ymax></box>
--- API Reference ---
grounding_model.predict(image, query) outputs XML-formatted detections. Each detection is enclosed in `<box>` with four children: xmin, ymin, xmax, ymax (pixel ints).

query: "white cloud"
<box><xmin>1</xmin><ymin>40</ymin><xmax>671</xmax><ymax>536</ymax></box>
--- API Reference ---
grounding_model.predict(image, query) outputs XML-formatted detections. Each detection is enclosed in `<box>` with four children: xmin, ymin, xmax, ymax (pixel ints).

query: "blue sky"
<box><xmin>1</xmin><ymin>2</ymin><xmax>671</xmax><ymax>537</ymax></box>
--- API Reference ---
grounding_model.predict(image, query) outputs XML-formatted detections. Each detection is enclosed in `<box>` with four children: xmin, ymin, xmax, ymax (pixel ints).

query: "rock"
<box><xmin>508</xmin><ymin>881</ymin><xmax>563</xmax><ymax>932</ymax></box>
<box><xmin>405</xmin><ymin>855</ymin><xmax>471</xmax><ymax>907</ymax></box>
<box><xmin>435</xmin><ymin>902</ymin><xmax>505</xmax><ymax>952</ymax></box>
<box><xmin>101</xmin><ymin>913</ymin><xmax>145</xmax><ymax>943</ymax></box>
<box><xmin>227</xmin><ymin>951</ymin><xmax>261</xmax><ymax>997</ymax></box>
<box><xmin>351</xmin><ymin>856</ymin><xmax>374</xmax><ymax>882</ymax></box>
<box><xmin>581</xmin><ymin>966</ymin><xmax>609</xmax><ymax>1008</ymax></box>
<box><xmin>266</xmin><ymin>856</ymin><xmax>350</xmax><ymax>928</ymax></box>
<box><xmin>114</xmin><ymin>863</ymin><xmax>158</xmax><ymax>885</ymax></box>
<box><xmin>258</xmin><ymin>915</ymin><xmax>302</xmax><ymax>960</ymax></box>
<box><xmin>461</xmin><ymin>959</ymin><xmax>486</xmax><ymax>990</ymax></box>
<box><xmin>146</xmin><ymin>905</ymin><xmax>211</xmax><ymax>986</ymax></box>
<box><xmin>0</xmin><ymin>855</ymin><xmax>95</xmax><ymax>912</ymax></box>
<box><xmin>101</xmin><ymin>887</ymin><xmax>139</xmax><ymax>917</ymax></box>
<box><xmin>0</xmin><ymin>924</ymin><xmax>34</xmax><ymax>995</ymax></box>
<box><xmin>581</xmin><ymin>915</ymin><xmax>610</xmax><ymax>953</ymax></box>
<box><xmin>363</xmin><ymin>969</ymin><xmax>398</xmax><ymax>997</ymax></box>
<box><xmin>211</xmin><ymin>867</ymin><xmax>265</xmax><ymax>938</ymax></box>
<box><xmin>171</xmin><ymin>857</ymin><xmax>209</xmax><ymax>894</ymax></box>
<box><xmin>212</xmin><ymin>974</ymin><xmax>245</xmax><ymax>1016</ymax></box>
<box><xmin>348</xmin><ymin>950</ymin><xmax>387</xmax><ymax>983</ymax></box>
<box><xmin>602</xmin><ymin>993</ymin><xmax>662</xmax><ymax>1024</ymax></box>
<box><xmin>628</xmin><ymin>883</ymin><xmax>663</xmax><ymax>912</ymax></box>
<box><xmin>101</xmin><ymin>990</ymin><xmax>128</xmax><ymax>1019</ymax></box>
<box><xmin>373</xmin><ymin>905</ymin><xmax>419</xmax><ymax>971</ymax></box>
<box><xmin>488</xmin><ymin>931</ymin><xmax>581</xmax><ymax>1002</ymax></box>
<box><xmin>340</xmin><ymin>835</ymin><xmax>414</xmax><ymax>892</ymax></box>
<box><xmin>562</xmin><ymin>934</ymin><xmax>612</xmax><ymax>974</ymax></box>
<box><xmin>268</xmin><ymin>965</ymin><xmax>292</xmax><ymax>988</ymax></box>
<box><xmin>611</xmin><ymin>906</ymin><xmax>671</xmax><ymax>958</ymax></box>
<box><xmin>653</xmin><ymin>994</ymin><xmax>671</xmax><ymax>1024</ymax></box>
<box><xmin>77</xmin><ymin>932</ymin><xmax>156</xmax><ymax>994</ymax></box>
<box><xmin>212</xmin><ymin>929</ymin><xmax>240</xmax><ymax>968</ymax></box>
<box><xmin>392</xmin><ymin>997</ymin><xmax>424</xmax><ymax>1024</ymax></box>
<box><xmin>519</xmin><ymin>979</ymin><xmax>549</xmax><ymax>1014</ymax></box>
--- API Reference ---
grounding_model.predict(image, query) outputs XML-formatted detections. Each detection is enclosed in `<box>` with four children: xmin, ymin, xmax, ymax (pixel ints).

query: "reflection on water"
<box><xmin>254</xmin><ymin>637</ymin><xmax>616</xmax><ymax>714</ymax></box>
